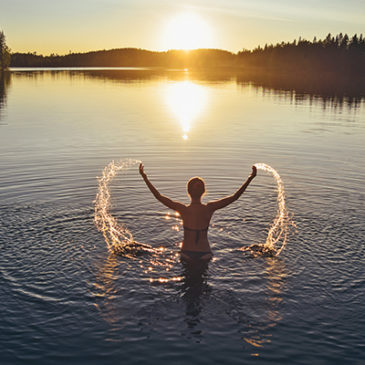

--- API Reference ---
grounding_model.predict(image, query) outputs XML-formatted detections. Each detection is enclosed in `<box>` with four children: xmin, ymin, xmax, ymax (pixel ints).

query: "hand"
<box><xmin>250</xmin><ymin>165</ymin><xmax>257</xmax><ymax>178</ymax></box>
<box><xmin>139</xmin><ymin>163</ymin><xmax>146</xmax><ymax>178</ymax></box>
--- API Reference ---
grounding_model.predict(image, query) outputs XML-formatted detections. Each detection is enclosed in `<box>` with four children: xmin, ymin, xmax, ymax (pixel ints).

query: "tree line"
<box><xmin>0</xmin><ymin>31</ymin><xmax>11</xmax><ymax>71</ymax></box>
<box><xmin>10</xmin><ymin>48</ymin><xmax>234</xmax><ymax>68</ymax></box>
<box><xmin>4</xmin><ymin>33</ymin><xmax>365</xmax><ymax>75</ymax></box>
<box><xmin>237</xmin><ymin>33</ymin><xmax>365</xmax><ymax>74</ymax></box>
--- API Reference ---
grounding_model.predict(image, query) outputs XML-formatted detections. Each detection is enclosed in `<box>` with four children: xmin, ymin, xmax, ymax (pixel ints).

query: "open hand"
<box><xmin>139</xmin><ymin>163</ymin><xmax>145</xmax><ymax>176</ymax></box>
<box><xmin>139</xmin><ymin>163</ymin><xmax>146</xmax><ymax>177</ymax></box>
<box><xmin>251</xmin><ymin>165</ymin><xmax>257</xmax><ymax>178</ymax></box>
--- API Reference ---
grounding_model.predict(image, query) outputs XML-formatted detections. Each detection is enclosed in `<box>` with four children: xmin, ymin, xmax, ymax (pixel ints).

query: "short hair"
<box><xmin>187</xmin><ymin>177</ymin><xmax>205</xmax><ymax>199</ymax></box>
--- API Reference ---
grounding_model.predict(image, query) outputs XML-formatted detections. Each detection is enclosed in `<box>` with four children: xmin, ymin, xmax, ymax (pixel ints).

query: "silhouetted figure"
<box><xmin>139</xmin><ymin>163</ymin><xmax>256</xmax><ymax>262</ymax></box>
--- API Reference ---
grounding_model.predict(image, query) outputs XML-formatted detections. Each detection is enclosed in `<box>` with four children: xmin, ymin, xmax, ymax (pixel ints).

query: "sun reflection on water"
<box><xmin>164</xmin><ymin>80</ymin><xmax>208</xmax><ymax>139</ymax></box>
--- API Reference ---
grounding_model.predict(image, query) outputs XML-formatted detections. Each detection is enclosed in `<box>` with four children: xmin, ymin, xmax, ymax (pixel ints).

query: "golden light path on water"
<box><xmin>164</xmin><ymin>81</ymin><xmax>208</xmax><ymax>140</ymax></box>
<box><xmin>94</xmin><ymin>160</ymin><xmax>293</xmax><ymax>261</ymax></box>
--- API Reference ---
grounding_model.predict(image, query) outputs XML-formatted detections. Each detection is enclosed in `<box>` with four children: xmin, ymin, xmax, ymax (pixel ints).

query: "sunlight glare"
<box><xmin>163</xmin><ymin>13</ymin><xmax>213</xmax><ymax>50</ymax></box>
<box><xmin>164</xmin><ymin>81</ymin><xmax>208</xmax><ymax>140</ymax></box>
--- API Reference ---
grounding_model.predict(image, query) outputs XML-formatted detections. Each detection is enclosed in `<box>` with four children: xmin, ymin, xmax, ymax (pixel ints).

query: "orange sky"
<box><xmin>1</xmin><ymin>0</ymin><xmax>364</xmax><ymax>55</ymax></box>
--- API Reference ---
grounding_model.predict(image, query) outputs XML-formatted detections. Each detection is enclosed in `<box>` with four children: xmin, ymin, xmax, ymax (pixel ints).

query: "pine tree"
<box><xmin>0</xmin><ymin>31</ymin><xmax>11</xmax><ymax>71</ymax></box>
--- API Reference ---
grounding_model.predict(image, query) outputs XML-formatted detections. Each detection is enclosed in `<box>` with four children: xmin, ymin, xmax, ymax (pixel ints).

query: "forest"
<box><xmin>237</xmin><ymin>33</ymin><xmax>365</xmax><ymax>74</ymax></box>
<box><xmin>10</xmin><ymin>34</ymin><xmax>365</xmax><ymax>75</ymax></box>
<box><xmin>0</xmin><ymin>31</ymin><xmax>11</xmax><ymax>71</ymax></box>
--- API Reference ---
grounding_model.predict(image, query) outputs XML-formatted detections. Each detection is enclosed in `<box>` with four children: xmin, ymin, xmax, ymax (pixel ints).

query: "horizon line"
<box><xmin>10</xmin><ymin>32</ymin><xmax>362</xmax><ymax>58</ymax></box>
<box><xmin>12</xmin><ymin>46</ymin><xmax>235</xmax><ymax>57</ymax></box>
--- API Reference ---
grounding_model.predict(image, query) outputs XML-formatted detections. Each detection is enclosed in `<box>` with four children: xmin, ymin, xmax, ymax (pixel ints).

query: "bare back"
<box><xmin>179</xmin><ymin>203</ymin><xmax>214</xmax><ymax>252</ymax></box>
<box><xmin>139</xmin><ymin>163</ymin><xmax>256</xmax><ymax>257</ymax></box>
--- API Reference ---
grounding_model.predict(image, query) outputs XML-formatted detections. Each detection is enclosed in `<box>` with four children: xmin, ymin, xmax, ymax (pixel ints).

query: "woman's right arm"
<box><xmin>139</xmin><ymin>163</ymin><xmax>185</xmax><ymax>212</ymax></box>
<box><xmin>207</xmin><ymin>166</ymin><xmax>257</xmax><ymax>211</ymax></box>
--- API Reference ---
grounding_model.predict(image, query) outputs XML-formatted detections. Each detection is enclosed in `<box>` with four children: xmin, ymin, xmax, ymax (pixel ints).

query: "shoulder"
<box><xmin>202</xmin><ymin>202</ymin><xmax>215</xmax><ymax>215</ymax></box>
<box><xmin>206</xmin><ymin>201</ymin><xmax>217</xmax><ymax>210</ymax></box>
<box><xmin>175</xmin><ymin>201</ymin><xmax>188</xmax><ymax>212</ymax></box>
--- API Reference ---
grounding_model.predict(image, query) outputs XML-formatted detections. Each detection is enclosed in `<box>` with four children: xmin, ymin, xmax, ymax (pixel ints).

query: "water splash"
<box><xmin>94</xmin><ymin>159</ymin><xmax>155</xmax><ymax>256</ymax></box>
<box><xmin>94</xmin><ymin>159</ymin><xmax>293</xmax><ymax>259</ymax></box>
<box><xmin>241</xmin><ymin>163</ymin><xmax>294</xmax><ymax>257</ymax></box>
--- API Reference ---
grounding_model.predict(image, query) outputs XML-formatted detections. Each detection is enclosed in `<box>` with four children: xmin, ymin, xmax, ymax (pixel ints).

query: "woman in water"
<box><xmin>139</xmin><ymin>163</ymin><xmax>257</xmax><ymax>262</ymax></box>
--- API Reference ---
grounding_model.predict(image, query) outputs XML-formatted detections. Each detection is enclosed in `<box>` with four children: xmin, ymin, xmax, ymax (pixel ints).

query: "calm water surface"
<box><xmin>0</xmin><ymin>69</ymin><xmax>364</xmax><ymax>364</ymax></box>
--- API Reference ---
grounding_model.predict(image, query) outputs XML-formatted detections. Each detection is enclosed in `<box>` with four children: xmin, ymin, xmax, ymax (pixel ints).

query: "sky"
<box><xmin>0</xmin><ymin>0</ymin><xmax>364</xmax><ymax>55</ymax></box>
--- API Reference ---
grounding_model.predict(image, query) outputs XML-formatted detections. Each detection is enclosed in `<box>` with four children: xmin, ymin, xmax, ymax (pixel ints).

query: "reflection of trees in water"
<box><xmin>236</xmin><ymin>70</ymin><xmax>364</xmax><ymax>109</ymax></box>
<box><xmin>0</xmin><ymin>72</ymin><xmax>11</xmax><ymax>122</ymax></box>
<box><xmin>11</xmin><ymin>68</ymin><xmax>365</xmax><ymax>109</ymax></box>
<box><xmin>76</xmin><ymin>68</ymin><xmax>365</xmax><ymax>109</ymax></box>
<box><xmin>77</xmin><ymin>68</ymin><xmax>235</xmax><ymax>84</ymax></box>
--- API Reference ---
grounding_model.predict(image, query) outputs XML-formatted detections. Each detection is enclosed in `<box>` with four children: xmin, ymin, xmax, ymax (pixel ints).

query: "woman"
<box><xmin>139</xmin><ymin>163</ymin><xmax>256</xmax><ymax>262</ymax></box>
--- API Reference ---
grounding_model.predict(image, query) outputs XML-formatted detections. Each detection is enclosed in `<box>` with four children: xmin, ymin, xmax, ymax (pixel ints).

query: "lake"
<box><xmin>1</xmin><ymin>68</ymin><xmax>364</xmax><ymax>364</ymax></box>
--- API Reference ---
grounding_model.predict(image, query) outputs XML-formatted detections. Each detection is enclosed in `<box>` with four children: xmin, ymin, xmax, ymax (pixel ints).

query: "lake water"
<box><xmin>1</xmin><ymin>68</ymin><xmax>364</xmax><ymax>364</ymax></box>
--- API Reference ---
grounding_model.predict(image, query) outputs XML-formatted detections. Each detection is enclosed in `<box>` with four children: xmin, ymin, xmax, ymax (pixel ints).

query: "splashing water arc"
<box><xmin>94</xmin><ymin>159</ymin><xmax>292</xmax><ymax>257</ymax></box>
<box><xmin>252</xmin><ymin>163</ymin><xmax>291</xmax><ymax>256</ymax></box>
<box><xmin>94</xmin><ymin>159</ymin><xmax>141</xmax><ymax>253</ymax></box>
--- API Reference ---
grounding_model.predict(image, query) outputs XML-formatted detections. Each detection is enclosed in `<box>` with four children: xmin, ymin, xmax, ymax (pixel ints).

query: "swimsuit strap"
<box><xmin>183</xmin><ymin>225</ymin><xmax>209</xmax><ymax>245</ymax></box>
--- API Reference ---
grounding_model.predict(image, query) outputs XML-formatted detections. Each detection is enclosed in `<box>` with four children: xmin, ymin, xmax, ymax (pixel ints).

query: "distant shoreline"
<box><xmin>7</xmin><ymin>65</ymin><xmax>365</xmax><ymax>80</ymax></box>
<box><xmin>8</xmin><ymin>66</ymin><xmax>154</xmax><ymax>71</ymax></box>
<box><xmin>8</xmin><ymin>33</ymin><xmax>365</xmax><ymax>77</ymax></box>
<box><xmin>5</xmin><ymin>65</ymin><xmax>364</xmax><ymax>102</ymax></box>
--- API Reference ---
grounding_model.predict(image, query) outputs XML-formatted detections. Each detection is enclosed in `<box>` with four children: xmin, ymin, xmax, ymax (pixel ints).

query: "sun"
<box><xmin>163</xmin><ymin>13</ymin><xmax>213</xmax><ymax>50</ymax></box>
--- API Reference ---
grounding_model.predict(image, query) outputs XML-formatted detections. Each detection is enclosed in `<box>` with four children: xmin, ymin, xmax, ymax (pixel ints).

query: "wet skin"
<box><xmin>139</xmin><ymin>163</ymin><xmax>256</xmax><ymax>262</ymax></box>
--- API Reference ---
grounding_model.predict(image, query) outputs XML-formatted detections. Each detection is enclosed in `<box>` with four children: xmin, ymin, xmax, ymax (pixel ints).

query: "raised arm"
<box><xmin>207</xmin><ymin>166</ymin><xmax>257</xmax><ymax>212</ymax></box>
<box><xmin>139</xmin><ymin>163</ymin><xmax>186</xmax><ymax>212</ymax></box>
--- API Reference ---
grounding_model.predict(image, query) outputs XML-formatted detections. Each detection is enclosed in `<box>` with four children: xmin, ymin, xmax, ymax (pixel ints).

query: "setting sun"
<box><xmin>163</xmin><ymin>13</ymin><xmax>213</xmax><ymax>50</ymax></box>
